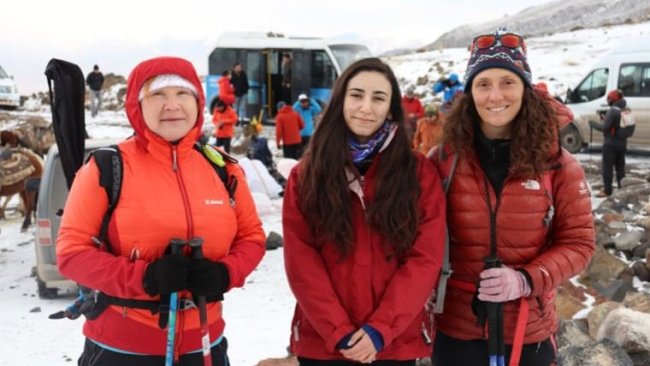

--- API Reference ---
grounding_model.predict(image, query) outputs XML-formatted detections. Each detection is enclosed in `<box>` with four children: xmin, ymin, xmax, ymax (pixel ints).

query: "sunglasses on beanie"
<box><xmin>471</xmin><ymin>33</ymin><xmax>527</xmax><ymax>54</ymax></box>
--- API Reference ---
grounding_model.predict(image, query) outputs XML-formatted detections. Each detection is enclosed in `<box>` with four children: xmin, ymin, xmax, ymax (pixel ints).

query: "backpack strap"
<box><xmin>196</xmin><ymin>143</ymin><xmax>238</xmax><ymax>207</ymax></box>
<box><xmin>87</xmin><ymin>145</ymin><xmax>123</xmax><ymax>251</ymax></box>
<box><xmin>434</xmin><ymin>144</ymin><xmax>458</xmax><ymax>314</ymax></box>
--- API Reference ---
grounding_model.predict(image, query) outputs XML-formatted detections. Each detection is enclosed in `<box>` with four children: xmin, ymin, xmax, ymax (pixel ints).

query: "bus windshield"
<box><xmin>330</xmin><ymin>45</ymin><xmax>372</xmax><ymax>71</ymax></box>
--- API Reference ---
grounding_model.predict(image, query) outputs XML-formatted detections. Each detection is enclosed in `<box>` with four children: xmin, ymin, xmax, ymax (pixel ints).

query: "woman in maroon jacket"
<box><xmin>429</xmin><ymin>30</ymin><xmax>595</xmax><ymax>366</ymax></box>
<box><xmin>282</xmin><ymin>58</ymin><xmax>446</xmax><ymax>365</ymax></box>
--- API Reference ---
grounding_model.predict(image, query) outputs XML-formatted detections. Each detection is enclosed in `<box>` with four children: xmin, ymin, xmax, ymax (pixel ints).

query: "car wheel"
<box><xmin>36</xmin><ymin>275</ymin><xmax>58</xmax><ymax>299</ymax></box>
<box><xmin>561</xmin><ymin>124</ymin><xmax>583</xmax><ymax>154</ymax></box>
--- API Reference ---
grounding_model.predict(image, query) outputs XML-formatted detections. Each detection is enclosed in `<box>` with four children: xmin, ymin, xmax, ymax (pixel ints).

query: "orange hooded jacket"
<box><xmin>56</xmin><ymin>56</ymin><xmax>265</xmax><ymax>356</ymax></box>
<box><xmin>212</xmin><ymin>105</ymin><xmax>238</xmax><ymax>138</ymax></box>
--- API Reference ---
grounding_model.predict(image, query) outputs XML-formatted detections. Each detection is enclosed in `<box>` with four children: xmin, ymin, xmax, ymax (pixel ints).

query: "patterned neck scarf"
<box><xmin>349</xmin><ymin>121</ymin><xmax>391</xmax><ymax>164</ymax></box>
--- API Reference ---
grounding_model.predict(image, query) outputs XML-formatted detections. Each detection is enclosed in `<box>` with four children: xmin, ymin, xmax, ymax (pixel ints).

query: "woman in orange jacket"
<box><xmin>57</xmin><ymin>56</ymin><xmax>265</xmax><ymax>366</ymax></box>
<box><xmin>212</xmin><ymin>98</ymin><xmax>238</xmax><ymax>153</ymax></box>
<box><xmin>412</xmin><ymin>103</ymin><xmax>443</xmax><ymax>155</ymax></box>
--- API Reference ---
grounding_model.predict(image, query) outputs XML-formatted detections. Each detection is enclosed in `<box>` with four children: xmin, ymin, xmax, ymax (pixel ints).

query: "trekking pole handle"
<box><xmin>169</xmin><ymin>238</ymin><xmax>186</xmax><ymax>255</ymax></box>
<box><xmin>189</xmin><ymin>237</ymin><xmax>205</xmax><ymax>259</ymax></box>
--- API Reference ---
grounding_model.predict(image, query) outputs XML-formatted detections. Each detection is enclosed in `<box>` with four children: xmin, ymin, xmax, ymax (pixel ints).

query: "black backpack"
<box><xmin>50</xmin><ymin>142</ymin><xmax>238</xmax><ymax>326</ymax></box>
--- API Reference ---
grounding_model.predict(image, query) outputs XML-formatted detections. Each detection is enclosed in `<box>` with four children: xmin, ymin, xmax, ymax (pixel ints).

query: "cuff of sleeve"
<box><xmin>361</xmin><ymin>324</ymin><xmax>384</xmax><ymax>352</ymax></box>
<box><xmin>518</xmin><ymin>265</ymin><xmax>544</xmax><ymax>297</ymax></box>
<box><xmin>326</xmin><ymin>325</ymin><xmax>356</xmax><ymax>354</ymax></box>
<box><xmin>336</xmin><ymin>331</ymin><xmax>354</xmax><ymax>350</ymax></box>
<box><xmin>366</xmin><ymin>322</ymin><xmax>393</xmax><ymax>350</ymax></box>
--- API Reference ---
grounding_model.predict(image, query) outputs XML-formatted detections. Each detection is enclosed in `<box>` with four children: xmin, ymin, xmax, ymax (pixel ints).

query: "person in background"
<box><xmin>282</xmin><ymin>57</ymin><xmax>446</xmax><ymax>365</ymax></box>
<box><xmin>275</xmin><ymin>101</ymin><xmax>304</xmax><ymax>160</ymax></box>
<box><xmin>218</xmin><ymin>70</ymin><xmax>236</xmax><ymax>106</ymax></box>
<box><xmin>231</xmin><ymin>63</ymin><xmax>249</xmax><ymax>123</ymax></box>
<box><xmin>429</xmin><ymin>29</ymin><xmax>594</xmax><ymax>366</ymax></box>
<box><xmin>86</xmin><ymin>64</ymin><xmax>104</xmax><ymax>117</ymax></box>
<box><xmin>412</xmin><ymin>103</ymin><xmax>443</xmax><ymax>155</ymax></box>
<box><xmin>589</xmin><ymin>89</ymin><xmax>630</xmax><ymax>197</ymax></box>
<box><xmin>212</xmin><ymin>98</ymin><xmax>238</xmax><ymax>153</ymax></box>
<box><xmin>433</xmin><ymin>73</ymin><xmax>464</xmax><ymax>114</ymax></box>
<box><xmin>282</xmin><ymin>53</ymin><xmax>293</xmax><ymax>103</ymax></box>
<box><xmin>57</xmin><ymin>56</ymin><xmax>265</xmax><ymax>365</ymax></box>
<box><xmin>401</xmin><ymin>85</ymin><xmax>425</xmax><ymax>142</ymax></box>
<box><xmin>292</xmin><ymin>93</ymin><xmax>322</xmax><ymax>157</ymax></box>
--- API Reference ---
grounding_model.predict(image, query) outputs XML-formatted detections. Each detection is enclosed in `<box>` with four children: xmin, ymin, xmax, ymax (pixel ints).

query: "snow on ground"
<box><xmin>2</xmin><ymin>20</ymin><xmax>650</xmax><ymax>365</ymax></box>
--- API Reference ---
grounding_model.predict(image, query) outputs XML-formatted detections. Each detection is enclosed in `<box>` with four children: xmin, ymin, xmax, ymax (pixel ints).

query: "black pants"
<box><xmin>78</xmin><ymin>337</ymin><xmax>229</xmax><ymax>366</ymax></box>
<box><xmin>216</xmin><ymin>138</ymin><xmax>232</xmax><ymax>154</ymax></box>
<box><xmin>298</xmin><ymin>357</ymin><xmax>415</xmax><ymax>366</ymax></box>
<box><xmin>299</xmin><ymin>136</ymin><xmax>311</xmax><ymax>158</ymax></box>
<box><xmin>283</xmin><ymin>144</ymin><xmax>301</xmax><ymax>160</ymax></box>
<box><xmin>602</xmin><ymin>144</ymin><xmax>626</xmax><ymax>194</ymax></box>
<box><xmin>432</xmin><ymin>331</ymin><xmax>556</xmax><ymax>366</ymax></box>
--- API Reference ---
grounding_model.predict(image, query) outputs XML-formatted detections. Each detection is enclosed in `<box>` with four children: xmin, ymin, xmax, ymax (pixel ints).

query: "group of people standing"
<box><xmin>60</xmin><ymin>28</ymin><xmax>596</xmax><ymax>366</ymax></box>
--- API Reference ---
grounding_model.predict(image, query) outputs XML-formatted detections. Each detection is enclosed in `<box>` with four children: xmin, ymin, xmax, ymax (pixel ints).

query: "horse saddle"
<box><xmin>0</xmin><ymin>149</ymin><xmax>36</xmax><ymax>186</ymax></box>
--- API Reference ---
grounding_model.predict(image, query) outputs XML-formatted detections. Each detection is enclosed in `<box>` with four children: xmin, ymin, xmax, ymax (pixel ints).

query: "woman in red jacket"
<box><xmin>57</xmin><ymin>56</ymin><xmax>265</xmax><ymax>365</ymax></box>
<box><xmin>282</xmin><ymin>57</ymin><xmax>446</xmax><ymax>365</ymax></box>
<box><xmin>429</xmin><ymin>30</ymin><xmax>595</xmax><ymax>366</ymax></box>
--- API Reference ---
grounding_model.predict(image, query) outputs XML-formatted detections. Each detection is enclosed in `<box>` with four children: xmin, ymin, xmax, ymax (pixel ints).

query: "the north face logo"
<box><xmin>521</xmin><ymin>179</ymin><xmax>541</xmax><ymax>190</ymax></box>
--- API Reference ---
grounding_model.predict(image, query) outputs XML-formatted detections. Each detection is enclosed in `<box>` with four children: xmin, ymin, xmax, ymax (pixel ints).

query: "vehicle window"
<box><xmin>330</xmin><ymin>45</ymin><xmax>372</xmax><ymax>71</ymax></box>
<box><xmin>0</xmin><ymin>66</ymin><xmax>7</xmax><ymax>79</ymax></box>
<box><xmin>618</xmin><ymin>63</ymin><xmax>650</xmax><ymax>97</ymax></box>
<box><xmin>311</xmin><ymin>51</ymin><xmax>336</xmax><ymax>88</ymax></box>
<box><xmin>574</xmin><ymin>68</ymin><xmax>608</xmax><ymax>102</ymax></box>
<box><xmin>208</xmin><ymin>49</ymin><xmax>239</xmax><ymax>75</ymax></box>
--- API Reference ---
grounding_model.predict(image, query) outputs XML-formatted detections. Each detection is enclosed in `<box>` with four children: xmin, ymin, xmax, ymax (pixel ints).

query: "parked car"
<box><xmin>34</xmin><ymin>138</ymin><xmax>120</xmax><ymax>298</ymax></box>
<box><xmin>0</xmin><ymin>65</ymin><xmax>20</xmax><ymax>109</ymax></box>
<box><xmin>561</xmin><ymin>39</ymin><xmax>650</xmax><ymax>153</ymax></box>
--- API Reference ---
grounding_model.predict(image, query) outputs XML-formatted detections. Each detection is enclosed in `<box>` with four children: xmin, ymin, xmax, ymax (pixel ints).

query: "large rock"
<box><xmin>556</xmin><ymin>283</ymin><xmax>587</xmax><ymax>319</ymax></box>
<box><xmin>584</xmin><ymin>246</ymin><xmax>628</xmax><ymax>288</ymax></box>
<box><xmin>588</xmin><ymin>301</ymin><xmax>623</xmax><ymax>339</ymax></box>
<box><xmin>557</xmin><ymin>319</ymin><xmax>592</xmax><ymax>349</ymax></box>
<box><xmin>622</xmin><ymin>292</ymin><xmax>650</xmax><ymax>313</ymax></box>
<box><xmin>558</xmin><ymin>338</ymin><xmax>634</xmax><ymax>366</ymax></box>
<box><xmin>596</xmin><ymin>308</ymin><xmax>650</xmax><ymax>354</ymax></box>
<box><xmin>614</xmin><ymin>230</ymin><xmax>644</xmax><ymax>252</ymax></box>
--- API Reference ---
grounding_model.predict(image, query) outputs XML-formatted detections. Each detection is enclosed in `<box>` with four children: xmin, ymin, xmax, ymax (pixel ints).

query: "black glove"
<box><xmin>188</xmin><ymin>259</ymin><xmax>230</xmax><ymax>297</ymax></box>
<box><xmin>142</xmin><ymin>254</ymin><xmax>192</xmax><ymax>296</ymax></box>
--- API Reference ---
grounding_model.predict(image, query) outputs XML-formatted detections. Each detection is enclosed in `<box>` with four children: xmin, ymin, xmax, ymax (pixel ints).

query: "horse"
<box><xmin>0</xmin><ymin>147</ymin><xmax>44</xmax><ymax>232</ymax></box>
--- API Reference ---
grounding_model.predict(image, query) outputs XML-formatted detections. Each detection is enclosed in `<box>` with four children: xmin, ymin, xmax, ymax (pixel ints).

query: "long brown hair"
<box><xmin>442</xmin><ymin>86</ymin><xmax>558</xmax><ymax>177</ymax></box>
<box><xmin>298</xmin><ymin>58</ymin><xmax>420</xmax><ymax>258</ymax></box>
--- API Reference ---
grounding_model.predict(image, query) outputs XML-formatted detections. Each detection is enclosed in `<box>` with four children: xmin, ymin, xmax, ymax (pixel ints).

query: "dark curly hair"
<box><xmin>298</xmin><ymin>58</ymin><xmax>420</xmax><ymax>258</ymax></box>
<box><xmin>442</xmin><ymin>87</ymin><xmax>559</xmax><ymax>177</ymax></box>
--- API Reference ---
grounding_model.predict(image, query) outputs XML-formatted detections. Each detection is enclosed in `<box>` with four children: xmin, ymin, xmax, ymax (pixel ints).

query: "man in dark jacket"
<box><xmin>85</xmin><ymin>65</ymin><xmax>104</xmax><ymax>117</ymax></box>
<box><xmin>589</xmin><ymin>89</ymin><xmax>629</xmax><ymax>197</ymax></box>
<box><xmin>231</xmin><ymin>63</ymin><xmax>249</xmax><ymax>123</ymax></box>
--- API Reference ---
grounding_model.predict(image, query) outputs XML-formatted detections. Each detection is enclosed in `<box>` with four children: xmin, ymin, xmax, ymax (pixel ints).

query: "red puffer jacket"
<box><xmin>430</xmin><ymin>147</ymin><xmax>594</xmax><ymax>344</ymax></box>
<box><xmin>283</xmin><ymin>152</ymin><xmax>446</xmax><ymax>360</ymax></box>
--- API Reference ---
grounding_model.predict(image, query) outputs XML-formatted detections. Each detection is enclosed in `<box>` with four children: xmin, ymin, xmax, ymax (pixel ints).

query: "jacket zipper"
<box><xmin>171</xmin><ymin>146</ymin><xmax>194</xmax><ymax>359</ymax></box>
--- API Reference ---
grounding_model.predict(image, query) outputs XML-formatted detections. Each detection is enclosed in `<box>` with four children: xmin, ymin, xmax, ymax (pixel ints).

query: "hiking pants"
<box><xmin>216</xmin><ymin>138</ymin><xmax>232</xmax><ymax>154</ymax></box>
<box><xmin>602</xmin><ymin>144</ymin><xmax>626</xmax><ymax>195</ymax></box>
<box><xmin>432</xmin><ymin>331</ymin><xmax>556</xmax><ymax>366</ymax></box>
<box><xmin>283</xmin><ymin>144</ymin><xmax>301</xmax><ymax>160</ymax></box>
<box><xmin>298</xmin><ymin>358</ymin><xmax>415</xmax><ymax>366</ymax></box>
<box><xmin>90</xmin><ymin>90</ymin><xmax>102</xmax><ymax>117</ymax></box>
<box><xmin>234</xmin><ymin>96</ymin><xmax>247</xmax><ymax>121</ymax></box>
<box><xmin>78</xmin><ymin>337</ymin><xmax>229</xmax><ymax>366</ymax></box>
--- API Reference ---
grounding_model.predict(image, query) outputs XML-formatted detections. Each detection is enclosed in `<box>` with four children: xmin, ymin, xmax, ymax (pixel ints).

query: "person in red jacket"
<box><xmin>282</xmin><ymin>57</ymin><xmax>446</xmax><ymax>365</ymax></box>
<box><xmin>401</xmin><ymin>86</ymin><xmax>424</xmax><ymax>142</ymax></box>
<box><xmin>429</xmin><ymin>30</ymin><xmax>594</xmax><ymax>366</ymax></box>
<box><xmin>218</xmin><ymin>70</ymin><xmax>236</xmax><ymax>106</ymax></box>
<box><xmin>275</xmin><ymin>101</ymin><xmax>304</xmax><ymax>159</ymax></box>
<box><xmin>212</xmin><ymin>98</ymin><xmax>238</xmax><ymax>153</ymax></box>
<box><xmin>57</xmin><ymin>56</ymin><xmax>265</xmax><ymax>365</ymax></box>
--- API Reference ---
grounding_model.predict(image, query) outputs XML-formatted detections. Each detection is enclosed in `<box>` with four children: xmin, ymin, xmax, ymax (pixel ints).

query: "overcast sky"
<box><xmin>1</xmin><ymin>0</ymin><xmax>553</xmax><ymax>94</ymax></box>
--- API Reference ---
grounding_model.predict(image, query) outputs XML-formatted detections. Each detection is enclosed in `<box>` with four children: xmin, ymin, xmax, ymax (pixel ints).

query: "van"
<box><xmin>0</xmin><ymin>65</ymin><xmax>20</xmax><ymax>109</ymax></box>
<box><xmin>34</xmin><ymin>139</ymin><xmax>120</xmax><ymax>298</ymax></box>
<box><xmin>562</xmin><ymin>40</ymin><xmax>650</xmax><ymax>153</ymax></box>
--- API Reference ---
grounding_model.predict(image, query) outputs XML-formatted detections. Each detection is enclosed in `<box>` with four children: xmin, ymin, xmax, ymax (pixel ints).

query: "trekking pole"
<box><xmin>166</xmin><ymin>239</ymin><xmax>187</xmax><ymax>366</ymax></box>
<box><xmin>483</xmin><ymin>256</ymin><xmax>505</xmax><ymax>366</ymax></box>
<box><xmin>189</xmin><ymin>237</ymin><xmax>212</xmax><ymax>366</ymax></box>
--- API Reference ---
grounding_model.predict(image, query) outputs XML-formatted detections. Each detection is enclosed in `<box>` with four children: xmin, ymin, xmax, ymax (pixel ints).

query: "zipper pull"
<box><xmin>172</xmin><ymin>147</ymin><xmax>178</xmax><ymax>171</ymax></box>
